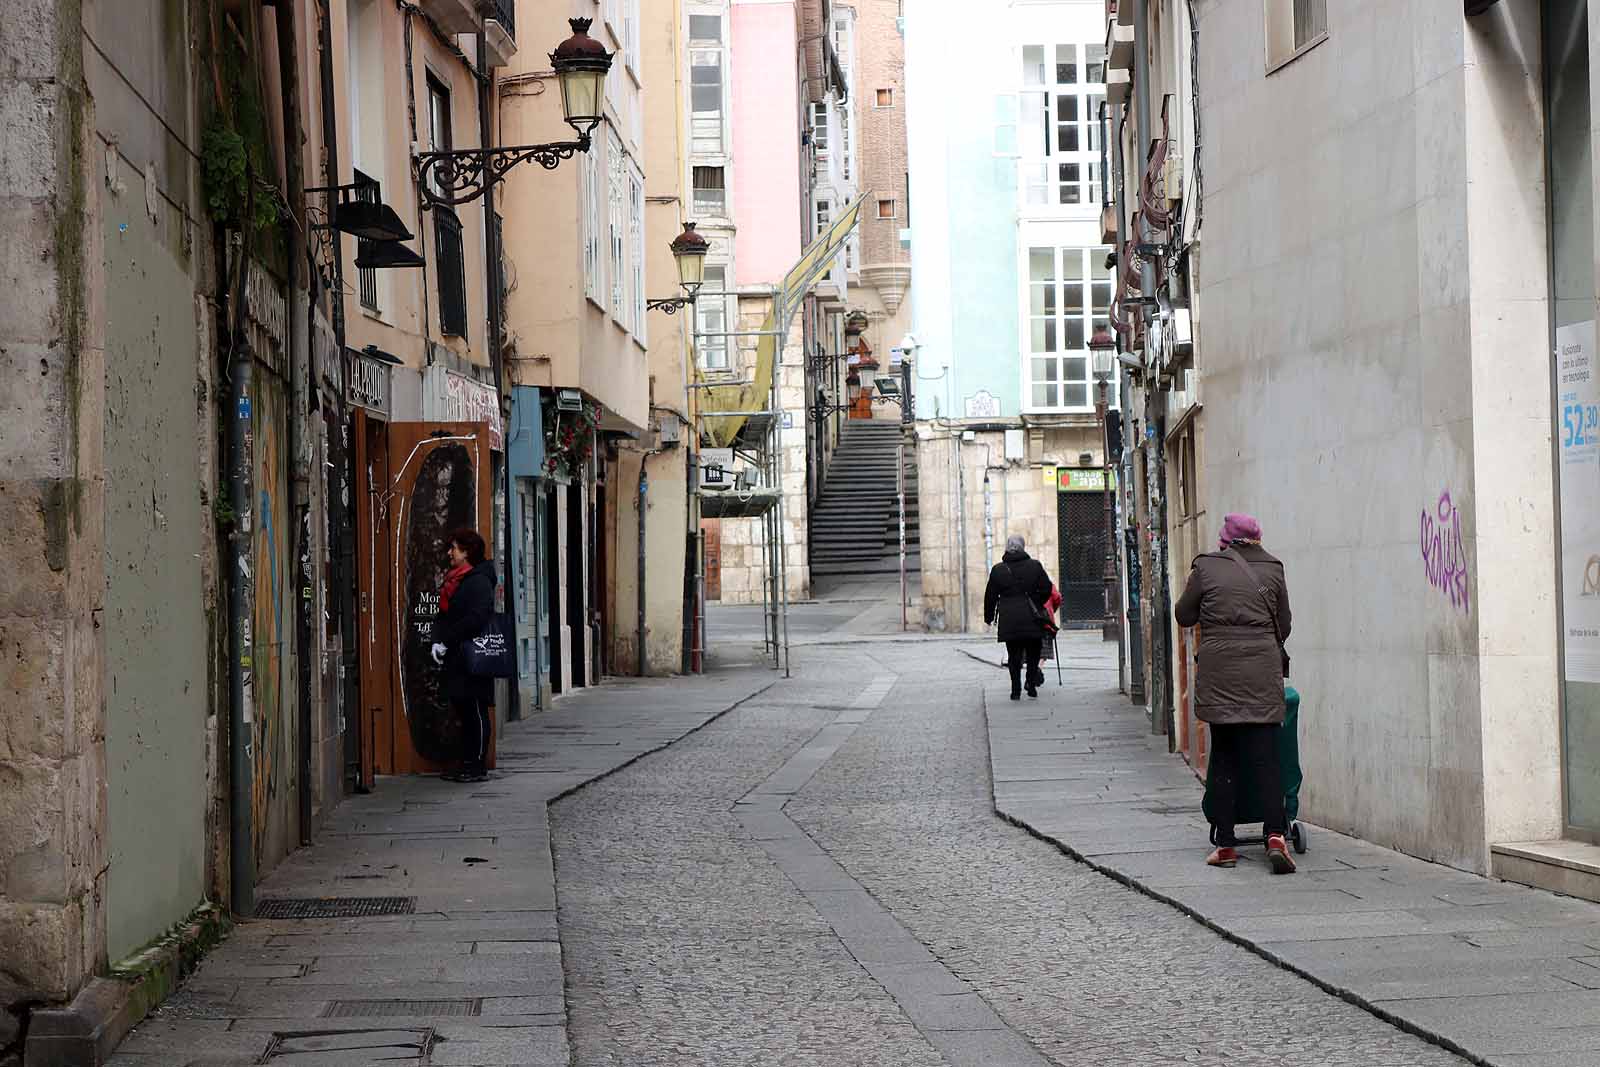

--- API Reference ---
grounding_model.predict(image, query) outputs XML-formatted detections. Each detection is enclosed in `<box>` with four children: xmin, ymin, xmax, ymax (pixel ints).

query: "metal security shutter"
<box><xmin>1056</xmin><ymin>491</ymin><xmax>1107</xmax><ymax>628</ymax></box>
<box><xmin>435</xmin><ymin>206</ymin><xmax>468</xmax><ymax>338</ymax></box>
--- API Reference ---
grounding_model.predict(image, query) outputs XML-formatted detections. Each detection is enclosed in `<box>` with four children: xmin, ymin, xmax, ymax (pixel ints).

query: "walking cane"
<box><xmin>1053</xmin><ymin>633</ymin><xmax>1063</xmax><ymax>685</ymax></box>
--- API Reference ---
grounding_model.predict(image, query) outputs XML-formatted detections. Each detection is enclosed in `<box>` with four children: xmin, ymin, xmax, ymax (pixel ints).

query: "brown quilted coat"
<box><xmin>1173</xmin><ymin>542</ymin><xmax>1291</xmax><ymax>725</ymax></box>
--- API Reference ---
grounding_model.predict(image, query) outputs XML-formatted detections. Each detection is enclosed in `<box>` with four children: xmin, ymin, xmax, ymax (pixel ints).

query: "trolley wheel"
<box><xmin>1290</xmin><ymin>822</ymin><xmax>1307</xmax><ymax>855</ymax></box>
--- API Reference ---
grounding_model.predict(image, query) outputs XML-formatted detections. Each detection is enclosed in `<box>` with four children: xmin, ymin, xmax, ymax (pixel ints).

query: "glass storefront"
<box><xmin>1545</xmin><ymin>0</ymin><xmax>1600</xmax><ymax>835</ymax></box>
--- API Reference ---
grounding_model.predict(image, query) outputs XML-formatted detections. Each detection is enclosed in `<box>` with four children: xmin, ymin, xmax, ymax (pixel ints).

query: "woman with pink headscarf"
<box><xmin>1174</xmin><ymin>513</ymin><xmax>1296</xmax><ymax>874</ymax></box>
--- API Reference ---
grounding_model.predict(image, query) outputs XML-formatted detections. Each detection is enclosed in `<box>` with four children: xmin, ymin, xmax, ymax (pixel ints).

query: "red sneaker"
<box><xmin>1205</xmin><ymin>846</ymin><xmax>1238</xmax><ymax>868</ymax></box>
<box><xmin>1267</xmin><ymin>834</ymin><xmax>1297</xmax><ymax>874</ymax></box>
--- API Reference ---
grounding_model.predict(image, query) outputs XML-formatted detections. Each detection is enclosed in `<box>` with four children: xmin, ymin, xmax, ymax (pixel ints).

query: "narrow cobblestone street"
<box><xmin>553</xmin><ymin>635</ymin><xmax>1467</xmax><ymax>1066</ymax></box>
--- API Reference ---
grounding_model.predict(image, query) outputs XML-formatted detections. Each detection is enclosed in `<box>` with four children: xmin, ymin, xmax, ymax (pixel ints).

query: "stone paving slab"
<box><xmin>982</xmin><ymin>635</ymin><xmax>1600</xmax><ymax>1067</ymax></box>
<box><xmin>109</xmin><ymin>665</ymin><xmax>774</xmax><ymax>1066</ymax></box>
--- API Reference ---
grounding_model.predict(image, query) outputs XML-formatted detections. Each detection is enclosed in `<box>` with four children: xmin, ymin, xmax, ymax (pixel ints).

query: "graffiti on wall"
<box><xmin>252</xmin><ymin>370</ymin><xmax>289</xmax><ymax>861</ymax></box>
<box><xmin>1420</xmin><ymin>490</ymin><xmax>1470</xmax><ymax>614</ymax></box>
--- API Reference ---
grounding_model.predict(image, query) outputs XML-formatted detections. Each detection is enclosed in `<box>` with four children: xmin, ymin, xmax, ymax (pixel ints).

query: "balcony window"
<box><xmin>1025</xmin><ymin>245</ymin><xmax>1113</xmax><ymax>412</ymax></box>
<box><xmin>692</xmin><ymin>165</ymin><xmax>726</xmax><ymax>216</ymax></box>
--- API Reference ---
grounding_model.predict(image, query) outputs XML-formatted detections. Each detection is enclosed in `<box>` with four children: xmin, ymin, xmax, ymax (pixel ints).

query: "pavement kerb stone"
<box><xmin>980</xmin><ymin>686</ymin><xmax>1495</xmax><ymax>1067</ymax></box>
<box><xmin>544</xmin><ymin>680</ymin><xmax>778</xmax><ymax>807</ymax></box>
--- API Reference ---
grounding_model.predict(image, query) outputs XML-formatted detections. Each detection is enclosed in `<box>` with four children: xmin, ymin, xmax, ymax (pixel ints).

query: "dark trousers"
<box><xmin>450</xmin><ymin>676</ymin><xmax>493</xmax><ymax>774</ymax></box>
<box><xmin>1208</xmin><ymin>722</ymin><xmax>1285</xmax><ymax>844</ymax></box>
<box><xmin>1005</xmin><ymin>640</ymin><xmax>1043</xmax><ymax>695</ymax></box>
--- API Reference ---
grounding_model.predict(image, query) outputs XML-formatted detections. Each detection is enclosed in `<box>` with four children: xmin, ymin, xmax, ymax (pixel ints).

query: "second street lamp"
<box><xmin>647</xmin><ymin>223</ymin><xmax>711</xmax><ymax>314</ymax></box>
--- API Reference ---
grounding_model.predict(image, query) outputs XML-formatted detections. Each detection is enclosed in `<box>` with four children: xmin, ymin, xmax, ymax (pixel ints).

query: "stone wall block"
<box><xmin>0</xmin><ymin>616</ymin><xmax>66</xmax><ymax>763</ymax></box>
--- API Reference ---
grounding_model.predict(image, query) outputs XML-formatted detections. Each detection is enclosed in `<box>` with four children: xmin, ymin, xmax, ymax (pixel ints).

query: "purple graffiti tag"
<box><xmin>1420</xmin><ymin>491</ymin><xmax>1470</xmax><ymax>614</ymax></box>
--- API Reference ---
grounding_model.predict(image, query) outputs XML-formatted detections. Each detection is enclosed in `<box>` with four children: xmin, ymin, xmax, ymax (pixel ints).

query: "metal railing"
<box><xmin>490</xmin><ymin>0</ymin><xmax>515</xmax><ymax>38</ymax></box>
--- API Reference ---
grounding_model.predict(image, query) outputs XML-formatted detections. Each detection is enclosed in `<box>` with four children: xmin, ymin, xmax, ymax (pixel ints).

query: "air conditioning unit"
<box><xmin>555</xmin><ymin>388</ymin><xmax>584</xmax><ymax>412</ymax></box>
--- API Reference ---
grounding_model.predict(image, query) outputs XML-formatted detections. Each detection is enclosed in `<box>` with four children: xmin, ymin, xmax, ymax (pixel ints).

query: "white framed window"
<box><xmin>1266</xmin><ymin>0</ymin><xmax>1328</xmax><ymax>71</ymax></box>
<box><xmin>876</xmin><ymin>199</ymin><xmax>896</xmax><ymax>220</ymax></box>
<box><xmin>607</xmin><ymin>128</ymin><xmax>627</xmax><ymax>325</ymax></box>
<box><xmin>625</xmin><ymin>0</ymin><xmax>641</xmax><ymax>76</ymax></box>
<box><xmin>629</xmin><ymin>166</ymin><xmax>645</xmax><ymax>340</ymax></box>
<box><xmin>1025</xmin><ymin>245</ymin><xmax>1114</xmax><ymax>412</ymax></box>
<box><xmin>810</xmin><ymin>101</ymin><xmax>830</xmax><ymax>157</ymax></box>
<box><xmin>583</xmin><ymin>136</ymin><xmax>603</xmax><ymax>304</ymax></box>
<box><xmin>604</xmin><ymin>0</ymin><xmax>623</xmax><ymax>46</ymax></box>
<box><xmin>875</xmin><ymin>88</ymin><xmax>894</xmax><ymax>108</ymax></box>
<box><xmin>688</xmin><ymin>15</ymin><xmax>725</xmax><ymax>155</ymax></box>
<box><xmin>692</xmin><ymin>165</ymin><xmax>726</xmax><ymax>216</ymax></box>
<box><xmin>814</xmin><ymin>198</ymin><xmax>831</xmax><ymax>241</ymax></box>
<box><xmin>1019</xmin><ymin>43</ymin><xmax>1106</xmax><ymax>209</ymax></box>
<box><xmin>696</xmin><ymin>264</ymin><xmax>730</xmax><ymax>370</ymax></box>
<box><xmin>838</xmin><ymin>103</ymin><xmax>852</xmax><ymax>180</ymax></box>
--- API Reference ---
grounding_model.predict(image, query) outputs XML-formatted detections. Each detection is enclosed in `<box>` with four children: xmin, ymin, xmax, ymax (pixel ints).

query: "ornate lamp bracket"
<box><xmin>646</xmin><ymin>296</ymin><xmax>696</xmax><ymax>315</ymax></box>
<box><xmin>414</xmin><ymin>135</ymin><xmax>592</xmax><ymax>211</ymax></box>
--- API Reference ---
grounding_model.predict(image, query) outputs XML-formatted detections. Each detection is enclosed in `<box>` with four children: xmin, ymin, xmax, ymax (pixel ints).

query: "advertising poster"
<box><xmin>1557</xmin><ymin>320</ymin><xmax>1600</xmax><ymax>682</ymax></box>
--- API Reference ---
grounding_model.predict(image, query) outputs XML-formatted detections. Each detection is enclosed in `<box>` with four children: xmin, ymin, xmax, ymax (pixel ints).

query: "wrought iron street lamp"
<box><xmin>1090</xmin><ymin>325</ymin><xmax>1120</xmax><ymax>643</ymax></box>
<box><xmin>647</xmin><ymin>223</ymin><xmax>710</xmax><ymax>314</ymax></box>
<box><xmin>414</xmin><ymin>19</ymin><xmax>614</xmax><ymax>210</ymax></box>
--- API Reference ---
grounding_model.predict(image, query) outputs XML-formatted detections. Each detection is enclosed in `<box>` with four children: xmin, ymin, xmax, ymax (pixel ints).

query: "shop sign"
<box><xmin>245</xmin><ymin>260</ymin><xmax>287</xmax><ymax>373</ymax></box>
<box><xmin>424</xmin><ymin>367</ymin><xmax>504</xmax><ymax>449</ymax></box>
<box><xmin>1059</xmin><ymin>468</ymin><xmax>1117</xmax><ymax>492</ymax></box>
<box><xmin>344</xmin><ymin>347</ymin><xmax>393</xmax><ymax>417</ymax></box>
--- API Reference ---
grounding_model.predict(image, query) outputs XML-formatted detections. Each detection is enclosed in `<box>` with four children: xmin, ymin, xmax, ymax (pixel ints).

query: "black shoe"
<box><xmin>1009</xmin><ymin>690</ymin><xmax>1022</xmax><ymax>701</ymax></box>
<box><xmin>1026</xmin><ymin>685</ymin><xmax>1038</xmax><ymax>699</ymax></box>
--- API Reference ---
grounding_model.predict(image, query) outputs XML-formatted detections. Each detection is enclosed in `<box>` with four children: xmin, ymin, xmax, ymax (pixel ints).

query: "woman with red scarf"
<box><xmin>430</xmin><ymin>527</ymin><xmax>498</xmax><ymax>783</ymax></box>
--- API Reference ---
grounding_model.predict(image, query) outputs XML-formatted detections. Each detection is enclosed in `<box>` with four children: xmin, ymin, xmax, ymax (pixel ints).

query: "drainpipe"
<box><xmin>275</xmin><ymin>0</ymin><xmax>316</xmax><ymax>850</ymax></box>
<box><xmin>637</xmin><ymin>467</ymin><xmax>648</xmax><ymax>676</ymax></box>
<box><xmin>477</xmin><ymin>32</ymin><xmax>523</xmax><ymax>718</ymax></box>
<box><xmin>224</xmin><ymin>230</ymin><xmax>256</xmax><ymax>917</ymax></box>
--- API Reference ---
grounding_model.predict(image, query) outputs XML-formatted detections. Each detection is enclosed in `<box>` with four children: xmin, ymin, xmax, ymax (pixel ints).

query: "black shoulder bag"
<box><xmin>1004</xmin><ymin>563</ymin><xmax>1050</xmax><ymax>624</ymax></box>
<box><xmin>1223</xmin><ymin>548</ymin><xmax>1290</xmax><ymax>678</ymax></box>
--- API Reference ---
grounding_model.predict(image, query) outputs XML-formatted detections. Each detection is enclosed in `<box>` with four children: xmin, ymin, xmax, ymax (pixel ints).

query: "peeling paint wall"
<box><xmin>102</xmin><ymin>196</ymin><xmax>210</xmax><ymax>962</ymax></box>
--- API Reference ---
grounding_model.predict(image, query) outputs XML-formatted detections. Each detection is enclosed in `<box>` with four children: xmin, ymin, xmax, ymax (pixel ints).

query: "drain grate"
<box><xmin>254</xmin><ymin>896</ymin><xmax>416</xmax><ymax>919</ymax></box>
<box><xmin>324</xmin><ymin>998</ymin><xmax>481</xmax><ymax>1019</ymax></box>
<box><xmin>263</xmin><ymin>1028</ymin><xmax>433</xmax><ymax>1062</ymax></box>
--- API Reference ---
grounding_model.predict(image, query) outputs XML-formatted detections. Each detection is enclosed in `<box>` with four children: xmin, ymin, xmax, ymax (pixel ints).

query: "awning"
<box><xmin>698</xmin><ymin>194</ymin><xmax>865</xmax><ymax>448</ymax></box>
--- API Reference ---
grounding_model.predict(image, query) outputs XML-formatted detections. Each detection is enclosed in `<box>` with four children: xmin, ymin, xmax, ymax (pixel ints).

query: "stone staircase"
<box><xmin>809</xmin><ymin>420</ymin><xmax>921</xmax><ymax>579</ymax></box>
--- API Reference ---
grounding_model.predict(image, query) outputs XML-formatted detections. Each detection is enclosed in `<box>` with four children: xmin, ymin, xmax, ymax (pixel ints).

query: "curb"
<box><xmin>979</xmin><ymin>694</ymin><xmax>1493</xmax><ymax>1067</ymax></box>
<box><xmin>26</xmin><ymin>904</ymin><xmax>230</xmax><ymax>1067</ymax></box>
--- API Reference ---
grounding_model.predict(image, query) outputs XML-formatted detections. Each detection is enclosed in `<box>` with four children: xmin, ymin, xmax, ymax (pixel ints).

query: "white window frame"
<box><xmin>810</xmin><ymin>101</ymin><xmax>830</xmax><ymax>158</ymax></box>
<box><xmin>604</xmin><ymin>0</ymin><xmax>623</xmax><ymax>49</ymax></box>
<box><xmin>1019</xmin><ymin>43</ymin><xmax>1106</xmax><ymax>210</ymax></box>
<box><xmin>1265</xmin><ymin>0</ymin><xmax>1328</xmax><ymax>73</ymax></box>
<box><xmin>692</xmin><ymin>164</ymin><xmax>727</xmax><ymax>218</ymax></box>
<box><xmin>629</xmin><ymin>164</ymin><xmax>645</xmax><ymax>343</ymax></box>
<box><xmin>874</xmin><ymin>87</ymin><xmax>894</xmax><ymax>108</ymax></box>
<box><xmin>876</xmin><ymin>198</ymin><xmax>897</xmax><ymax>221</ymax></box>
<box><xmin>607</xmin><ymin>127</ymin><xmax>627</xmax><ymax>327</ymax></box>
<box><xmin>695</xmin><ymin>263</ymin><xmax>732</xmax><ymax>371</ymax></box>
<box><xmin>583</xmin><ymin>144</ymin><xmax>603</xmax><ymax>306</ymax></box>
<box><xmin>688</xmin><ymin>13</ymin><xmax>726</xmax><ymax>157</ymax></box>
<box><xmin>625</xmin><ymin>0</ymin><xmax>641</xmax><ymax>77</ymax></box>
<box><xmin>1022</xmin><ymin>244</ymin><xmax>1115</xmax><ymax>414</ymax></box>
<box><xmin>813</xmin><ymin>197</ymin><xmax>832</xmax><ymax>241</ymax></box>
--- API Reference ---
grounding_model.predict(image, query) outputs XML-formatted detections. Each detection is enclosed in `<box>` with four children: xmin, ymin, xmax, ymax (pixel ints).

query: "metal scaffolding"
<box><xmin>692</xmin><ymin>284</ymin><xmax>792</xmax><ymax>677</ymax></box>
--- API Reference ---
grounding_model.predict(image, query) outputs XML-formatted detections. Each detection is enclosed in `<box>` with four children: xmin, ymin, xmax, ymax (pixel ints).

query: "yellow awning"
<box><xmin>697</xmin><ymin>194</ymin><xmax>866</xmax><ymax>448</ymax></box>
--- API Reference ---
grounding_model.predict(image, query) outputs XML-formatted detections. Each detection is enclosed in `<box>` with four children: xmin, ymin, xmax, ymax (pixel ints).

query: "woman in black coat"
<box><xmin>983</xmin><ymin>534</ymin><xmax>1055</xmax><ymax>700</ymax></box>
<box><xmin>430</xmin><ymin>527</ymin><xmax>498</xmax><ymax>783</ymax></box>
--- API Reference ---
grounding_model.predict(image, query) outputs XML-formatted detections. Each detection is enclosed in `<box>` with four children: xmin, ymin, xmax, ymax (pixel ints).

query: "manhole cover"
<box><xmin>324</xmin><ymin>999</ymin><xmax>480</xmax><ymax>1018</ymax></box>
<box><xmin>254</xmin><ymin>896</ymin><xmax>416</xmax><ymax>919</ymax></box>
<box><xmin>262</xmin><ymin>1028</ymin><xmax>433</xmax><ymax>1062</ymax></box>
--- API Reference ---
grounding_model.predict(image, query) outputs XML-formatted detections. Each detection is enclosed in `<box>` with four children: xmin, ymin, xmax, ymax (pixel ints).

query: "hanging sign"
<box><xmin>1557</xmin><ymin>321</ymin><xmax>1600</xmax><ymax>682</ymax></box>
<box><xmin>344</xmin><ymin>347</ymin><xmax>393</xmax><ymax>417</ymax></box>
<box><xmin>1059</xmin><ymin>468</ymin><xmax>1117</xmax><ymax>492</ymax></box>
<box><xmin>424</xmin><ymin>366</ymin><xmax>504</xmax><ymax>450</ymax></box>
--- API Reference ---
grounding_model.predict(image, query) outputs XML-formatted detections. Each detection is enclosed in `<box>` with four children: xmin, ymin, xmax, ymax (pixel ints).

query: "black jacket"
<box><xmin>437</xmin><ymin>560</ymin><xmax>497</xmax><ymax>677</ymax></box>
<box><xmin>983</xmin><ymin>549</ymin><xmax>1053</xmax><ymax>643</ymax></box>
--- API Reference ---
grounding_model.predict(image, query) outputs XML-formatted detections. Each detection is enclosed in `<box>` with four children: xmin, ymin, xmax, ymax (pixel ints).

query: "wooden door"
<box><xmin>363</xmin><ymin>420</ymin><xmax>494</xmax><ymax>775</ymax></box>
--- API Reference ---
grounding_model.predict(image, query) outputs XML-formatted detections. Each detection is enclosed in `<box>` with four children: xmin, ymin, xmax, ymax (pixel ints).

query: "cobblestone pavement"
<box><xmin>553</xmin><ymin>641</ymin><xmax>1466</xmax><ymax>1066</ymax></box>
